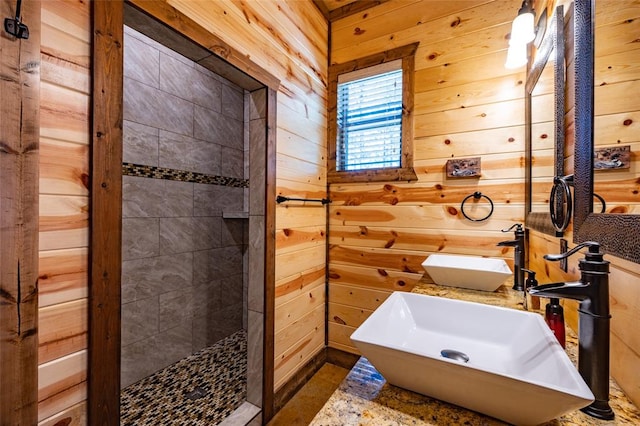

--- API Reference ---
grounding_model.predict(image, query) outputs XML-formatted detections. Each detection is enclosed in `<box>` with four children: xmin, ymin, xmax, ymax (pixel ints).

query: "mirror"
<box><xmin>573</xmin><ymin>0</ymin><xmax>640</xmax><ymax>263</ymax></box>
<box><xmin>525</xmin><ymin>5</ymin><xmax>565</xmax><ymax>236</ymax></box>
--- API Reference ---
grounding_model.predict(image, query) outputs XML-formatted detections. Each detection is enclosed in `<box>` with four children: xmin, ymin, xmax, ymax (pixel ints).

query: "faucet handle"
<box><xmin>501</xmin><ymin>223</ymin><xmax>523</xmax><ymax>233</ymax></box>
<box><xmin>544</xmin><ymin>241</ymin><xmax>602</xmax><ymax>262</ymax></box>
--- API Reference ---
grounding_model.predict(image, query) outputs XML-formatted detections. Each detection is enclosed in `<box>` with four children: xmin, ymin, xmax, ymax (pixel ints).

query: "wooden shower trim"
<box><xmin>89</xmin><ymin>1</ymin><xmax>124</xmax><ymax>423</ymax></box>
<box><xmin>90</xmin><ymin>1</ymin><xmax>278</xmax><ymax>424</ymax></box>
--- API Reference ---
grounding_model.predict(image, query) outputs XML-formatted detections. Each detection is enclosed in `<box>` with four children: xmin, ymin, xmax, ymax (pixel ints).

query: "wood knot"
<box><xmin>444</xmin><ymin>139</ymin><xmax>451</xmax><ymax>145</ymax></box>
<box><xmin>447</xmin><ymin>206</ymin><xmax>458</xmax><ymax>215</ymax></box>
<box><xmin>508</xmin><ymin>137</ymin><xmax>515</xmax><ymax>142</ymax></box>
<box><xmin>623</xmin><ymin>119</ymin><xmax>633</xmax><ymax>126</ymax></box>
<box><xmin>81</xmin><ymin>173</ymin><xmax>90</xmax><ymax>190</ymax></box>
<box><xmin>385</xmin><ymin>239</ymin><xmax>395</xmax><ymax>248</ymax></box>
<box><xmin>354</xmin><ymin>27</ymin><xmax>365</xmax><ymax>35</ymax></box>
<box><xmin>283</xmin><ymin>228</ymin><xmax>291</xmax><ymax>236</ymax></box>
<box><xmin>397</xmin><ymin>280</ymin><xmax>406</xmax><ymax>287</ymax></box>
<box><xmin>435</xmin><ymin>184</ymin><xmax>443</xmax><ymax>190</ymax></box>
<box><xmin>541</xmin><ymin>134</ymin><xmax>548</xmax><ymax>139</ymax></box>
<box><xmin>450</xmin><ymin>17</ymin><xmax>461</xmax><ymax>27</ymax></box>
<box><xmin>333</xmin><ymin>316</ymin><xmax>346</xmax><ymax>325</ymax></box>
<box><xmin>377</xmin><ymin>269</ymin><xmax>388</xmax><ymax>277</ymax></box>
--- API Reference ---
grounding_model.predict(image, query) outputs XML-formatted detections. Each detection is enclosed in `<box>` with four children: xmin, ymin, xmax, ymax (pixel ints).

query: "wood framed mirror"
<box><xmin>525</xmin><ymin>5</ymin><xmax>565</xmax><ymax>236</ymax></box>
<box><xmin>572</xmin><ymin>0</ymin><xmax>640</xmax><ymax>264</ymax></box>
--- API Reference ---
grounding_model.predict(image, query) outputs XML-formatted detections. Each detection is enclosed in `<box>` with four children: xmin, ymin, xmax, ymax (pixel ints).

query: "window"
<box><xmin>328</xmin><ymin>43</ymin><xmax>418</xmax><ymax>183</ymax></box>
<box><xmin>337</xmin><ymin>62</ymin><xmax>402</xmax><ymax>171</ymax></box>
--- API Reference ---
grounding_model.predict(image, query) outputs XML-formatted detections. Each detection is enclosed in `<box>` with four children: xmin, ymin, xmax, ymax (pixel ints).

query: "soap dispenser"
<box><xmin>522</xmin><ymin>268</ymin><xmax>537</xmax><ymax>311</ymax></box>
<box><xmin>545</xmin><ymin>298</ymin><xmax>566</xmax><ymax>348</ymax></box>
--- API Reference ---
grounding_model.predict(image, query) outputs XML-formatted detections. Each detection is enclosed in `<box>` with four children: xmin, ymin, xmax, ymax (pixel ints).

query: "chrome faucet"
<box><xmin>497</xmin><ymin>223</ymin><xmax>526</xmax><ymax>291</ymax></box>
<box><xmin>528</xmin><ymin>241</ymin><xmax>614</xmax><ymax>420</ymax></box>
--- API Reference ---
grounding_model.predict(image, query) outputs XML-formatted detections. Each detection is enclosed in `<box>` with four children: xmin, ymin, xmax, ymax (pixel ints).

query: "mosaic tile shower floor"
<box><xmin>120</xmin><ymin>330</ymin><xmax>247</xmax><ymax>425</ymax></box>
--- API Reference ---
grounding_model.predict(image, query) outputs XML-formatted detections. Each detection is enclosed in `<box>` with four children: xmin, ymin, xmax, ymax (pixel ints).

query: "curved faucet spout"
<box><xmin>528</xmin><ymin>281</ymin><xmax>590</xmax><ymax>302</ymax></box>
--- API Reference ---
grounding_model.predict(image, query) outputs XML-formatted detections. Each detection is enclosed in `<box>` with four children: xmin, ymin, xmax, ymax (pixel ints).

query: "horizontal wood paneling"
<box><xmin>38</xmin><ymin>401</ymin><xmax>86</xmax><ymax>426</ymax></box>
<box><xmin>274</xmin><ymin>320</ymin><xmax>325</xmax><ymax>390</ymax></box>
<box><xmin>275</xmin><ymin>226</ymin><xmax>326</xmax><ymax>254</ymax></box>
<box><xmin>329</xmin><ymin>264</ymin><xmax>423</xmax><ymax>292</ymax></box>
<box><xmin>415</xmin><ymin>126</ymin><xmax>525</xmax><ymax>158</ymax></box>
<box><xmin>327</xmin><ymin>322</ymin><xmax>358</xmax><ymax>354</ymax></box>
<box><xmin>38</xmin><ymin>248</ymin><xmax>88</xmax><ymax>308</ymax></box>
<box><xmin>38</xmin><ymin>299</ymin><xmax>87</xmax><ymax>364</ymax></box>
<box><xmin>329</xmin><ymin>226</ymin><xmax>519</xmax><ymax>257</ymax></box>
<box><xmin>275</xmin><ymin>245</ymin><xmax>326</xmax><ymax>282</ymax></box>
<box><xmin>330</xmin><ymin>204</ymin><xmax>524</xmax><ymax>231</ymax></box>
<box><xmin>328</xmin><ymin>0</ymin><xmax>527</xmax><ymax>357</ymax></box>
<box><xmin>275</xmin><ymin>281</ymin><xmax>325</xmax><ymax>332</ymax></box>
<box><xmin>38</xmin><ymin>351</ymin><xmax>87</xmax><ymax>422</ymax></box>
<box><xmin>37</xmin><ymin>1</ymin><xmax>91</xmax><ymax>423</ymax></box>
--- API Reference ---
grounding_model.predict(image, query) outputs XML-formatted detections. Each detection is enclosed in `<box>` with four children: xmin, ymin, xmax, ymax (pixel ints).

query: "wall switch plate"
<box><xmin>560</xmin><ymin>238</ymin><xmax>568</xmax><ymax>272</ymax></box>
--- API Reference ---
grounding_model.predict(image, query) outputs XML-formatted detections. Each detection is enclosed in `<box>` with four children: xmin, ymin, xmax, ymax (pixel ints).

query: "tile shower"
<box><xmin>120</xmin><ymin>25</ymin><xmax>256</xmax><ymax>419</ymax></box>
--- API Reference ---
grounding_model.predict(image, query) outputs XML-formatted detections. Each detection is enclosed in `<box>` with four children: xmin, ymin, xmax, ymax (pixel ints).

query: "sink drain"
<box><xmin>440</xmin><ymin>349</ymin><xmax>469</xmax><ymax>363</ymax></box>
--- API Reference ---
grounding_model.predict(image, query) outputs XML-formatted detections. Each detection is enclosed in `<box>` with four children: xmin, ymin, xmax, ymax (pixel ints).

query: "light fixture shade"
<box><xmin>505</xmin><ymin>42</ymin><xmax>528</xmax><ymax>69</ymax></box>
<box><xmin>510</xmin><ymin>10</ymin><xmax>535</xmax><ymax>45</ymax></box>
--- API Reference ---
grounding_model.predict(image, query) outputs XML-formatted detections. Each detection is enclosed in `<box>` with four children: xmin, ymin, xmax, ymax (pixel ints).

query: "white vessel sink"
<box><xmin>350</xmin><ymin>292</ymin><xmax>594</xmax><ymax>426</ymax></box>
<box><xmin>422</xmin><ymin>253</ymin><xmax>511</xmax><ymax>291</ymax></box>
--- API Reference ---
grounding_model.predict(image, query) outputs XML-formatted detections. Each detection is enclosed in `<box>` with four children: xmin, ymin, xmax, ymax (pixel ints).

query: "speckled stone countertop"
<box><xmin>310</xmin><ymin>282</ymin><xmax>640</xmax><ymax>425</ymax></box>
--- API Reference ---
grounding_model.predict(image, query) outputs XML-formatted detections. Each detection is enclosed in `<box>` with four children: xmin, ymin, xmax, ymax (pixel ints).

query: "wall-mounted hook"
<box><xmin>4</xmin><ymin>0</ymin><xmax>29</xmax><ymax>39</ymax></box>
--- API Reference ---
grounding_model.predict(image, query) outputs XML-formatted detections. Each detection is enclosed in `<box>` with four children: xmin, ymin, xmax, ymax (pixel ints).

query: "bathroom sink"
<box><xmin>422</xmin><ymin>253</ymin><xmax>511</xmax><ymax>291</ymax></box>
<box><xmin>350</xmin><ymin>292</ymin><xmax>594</xmax><ymax>426</ymax></box>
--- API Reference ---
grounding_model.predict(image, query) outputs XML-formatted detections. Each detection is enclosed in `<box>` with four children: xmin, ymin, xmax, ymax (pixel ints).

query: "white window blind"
<box><xmin>336</xmin><ymin>60</ymin><xmax>403</xmax><ymax>171</ymax></box>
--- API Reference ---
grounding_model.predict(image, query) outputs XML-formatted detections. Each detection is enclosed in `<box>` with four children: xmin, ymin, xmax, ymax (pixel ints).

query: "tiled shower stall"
<box><xmin>120</xmin><ymin>25</ymin><xmax>249</xmax><ymax>389</ymax></box>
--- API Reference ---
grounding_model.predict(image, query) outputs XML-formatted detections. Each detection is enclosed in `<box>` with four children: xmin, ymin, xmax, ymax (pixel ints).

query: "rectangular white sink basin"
<box><xmin>350</xmin><ymin>292</ymin><xmax>594</xmax><ymax>425</ymax></box>
<box><xmin>422</xmin><ymin>253</ymin><xmax>511</xmax><ymax>291</ymax></box>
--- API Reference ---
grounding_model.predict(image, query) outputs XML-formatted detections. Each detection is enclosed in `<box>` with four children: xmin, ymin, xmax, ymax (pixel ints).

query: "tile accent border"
<box><xmin>123</xmin><ymin>162</ymin><xmax>249</xmax><ymax>188</ymax></box>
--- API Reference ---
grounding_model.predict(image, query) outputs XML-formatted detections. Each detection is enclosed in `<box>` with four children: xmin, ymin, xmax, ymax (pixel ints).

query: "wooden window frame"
<box><xmin>328</xmin><ymin>43</ymin><xmax>419</xmax><ymax>184</ymax></box>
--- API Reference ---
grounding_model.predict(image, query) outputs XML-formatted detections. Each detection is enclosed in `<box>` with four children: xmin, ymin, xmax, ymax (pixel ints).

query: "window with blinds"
<box><xmin>336</xmin><ymin>60</ymin><xmax>403</xmax><ymax>171</ymax></box>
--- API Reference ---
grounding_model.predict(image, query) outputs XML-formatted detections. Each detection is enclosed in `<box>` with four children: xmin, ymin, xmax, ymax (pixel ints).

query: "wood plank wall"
<box><xmin>530</xmin><ymin>0</ymin><xmax>640</xmax><ymax>407</ymax></box>
<box><xmin>33</xmin><ymin>0</ymin><xmax>328</xmax><ymax>422</ymax></box>
<box><xmin>37</xmin><ymin>0</ymin><xmax>90</xmax><ymax>424</ymax></box>
<box><xmin>328</xmin><ymin>0</ymin><xmax>640</xmax><ymax>407</ymax></box>
<box><xmin>328</xmin><ymin>0</ymin><xmax>528</xmax><ymax>353</ymax></box>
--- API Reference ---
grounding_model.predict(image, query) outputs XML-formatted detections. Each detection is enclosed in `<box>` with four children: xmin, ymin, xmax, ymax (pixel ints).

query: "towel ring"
<box><xmin>594</xmin><ymin>193</ymin><xmax>606</xmax><ymax>214</ymax></box>
<box><xmin>460</xmin><ymin>191</ymin><xmax>494</xmax><ymax>222</ymax></box>
<box><xmin>549</xmin><ymin>175</ymin><xmax>573</xmax><ymax>233</ymax></box>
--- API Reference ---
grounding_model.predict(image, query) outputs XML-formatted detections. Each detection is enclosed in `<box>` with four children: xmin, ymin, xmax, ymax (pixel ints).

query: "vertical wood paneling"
<box><xmin>1</xmin><ymin>0</ymin><xmax>41</xmax><ymax>423</ymax></box>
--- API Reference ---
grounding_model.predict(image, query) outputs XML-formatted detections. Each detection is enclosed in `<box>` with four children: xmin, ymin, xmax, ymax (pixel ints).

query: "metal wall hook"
<box><xmin>4</xmin><ymin>0</ymin><xmax>29</xmax><ymax>39</ymax></box>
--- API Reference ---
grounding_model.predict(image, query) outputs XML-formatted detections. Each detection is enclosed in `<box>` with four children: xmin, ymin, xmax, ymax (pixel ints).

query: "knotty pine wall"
<box><xmin>35</xmin><ymin>0</ymin><xmax>327</xmax><ymax>423</ymax></box>
<box><xmin>529</xmin><ymin>0</ymin><xmax>640</xmax><ymax>407</ymax></box>
<box><xmin>327</xmin><ymin>0</ymin><xmax>640</xmax><ymax>407</ymax></box>
<box><xmin>327</xmin><ymin>0</ymin><xmax>529</xmax><ymax>353</ymax></box>
<box><xmin>38</xmin><ymin>0</ymin><xmax>90</xmax><ymax>424</ymax></box>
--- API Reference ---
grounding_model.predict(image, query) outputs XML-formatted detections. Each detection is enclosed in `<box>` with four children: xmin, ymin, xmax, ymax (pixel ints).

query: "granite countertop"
<box><xmin>310</xmin><ymin>282</ymin><xmax>640</xmax><ymax>425</ymax></box>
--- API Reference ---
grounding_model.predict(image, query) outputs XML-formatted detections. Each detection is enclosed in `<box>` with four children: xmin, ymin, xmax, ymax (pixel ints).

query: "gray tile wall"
<box><xmin>121</xmin><ymin>26</ymin><xmax>248</xmax><ymax>388</ymax></box>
